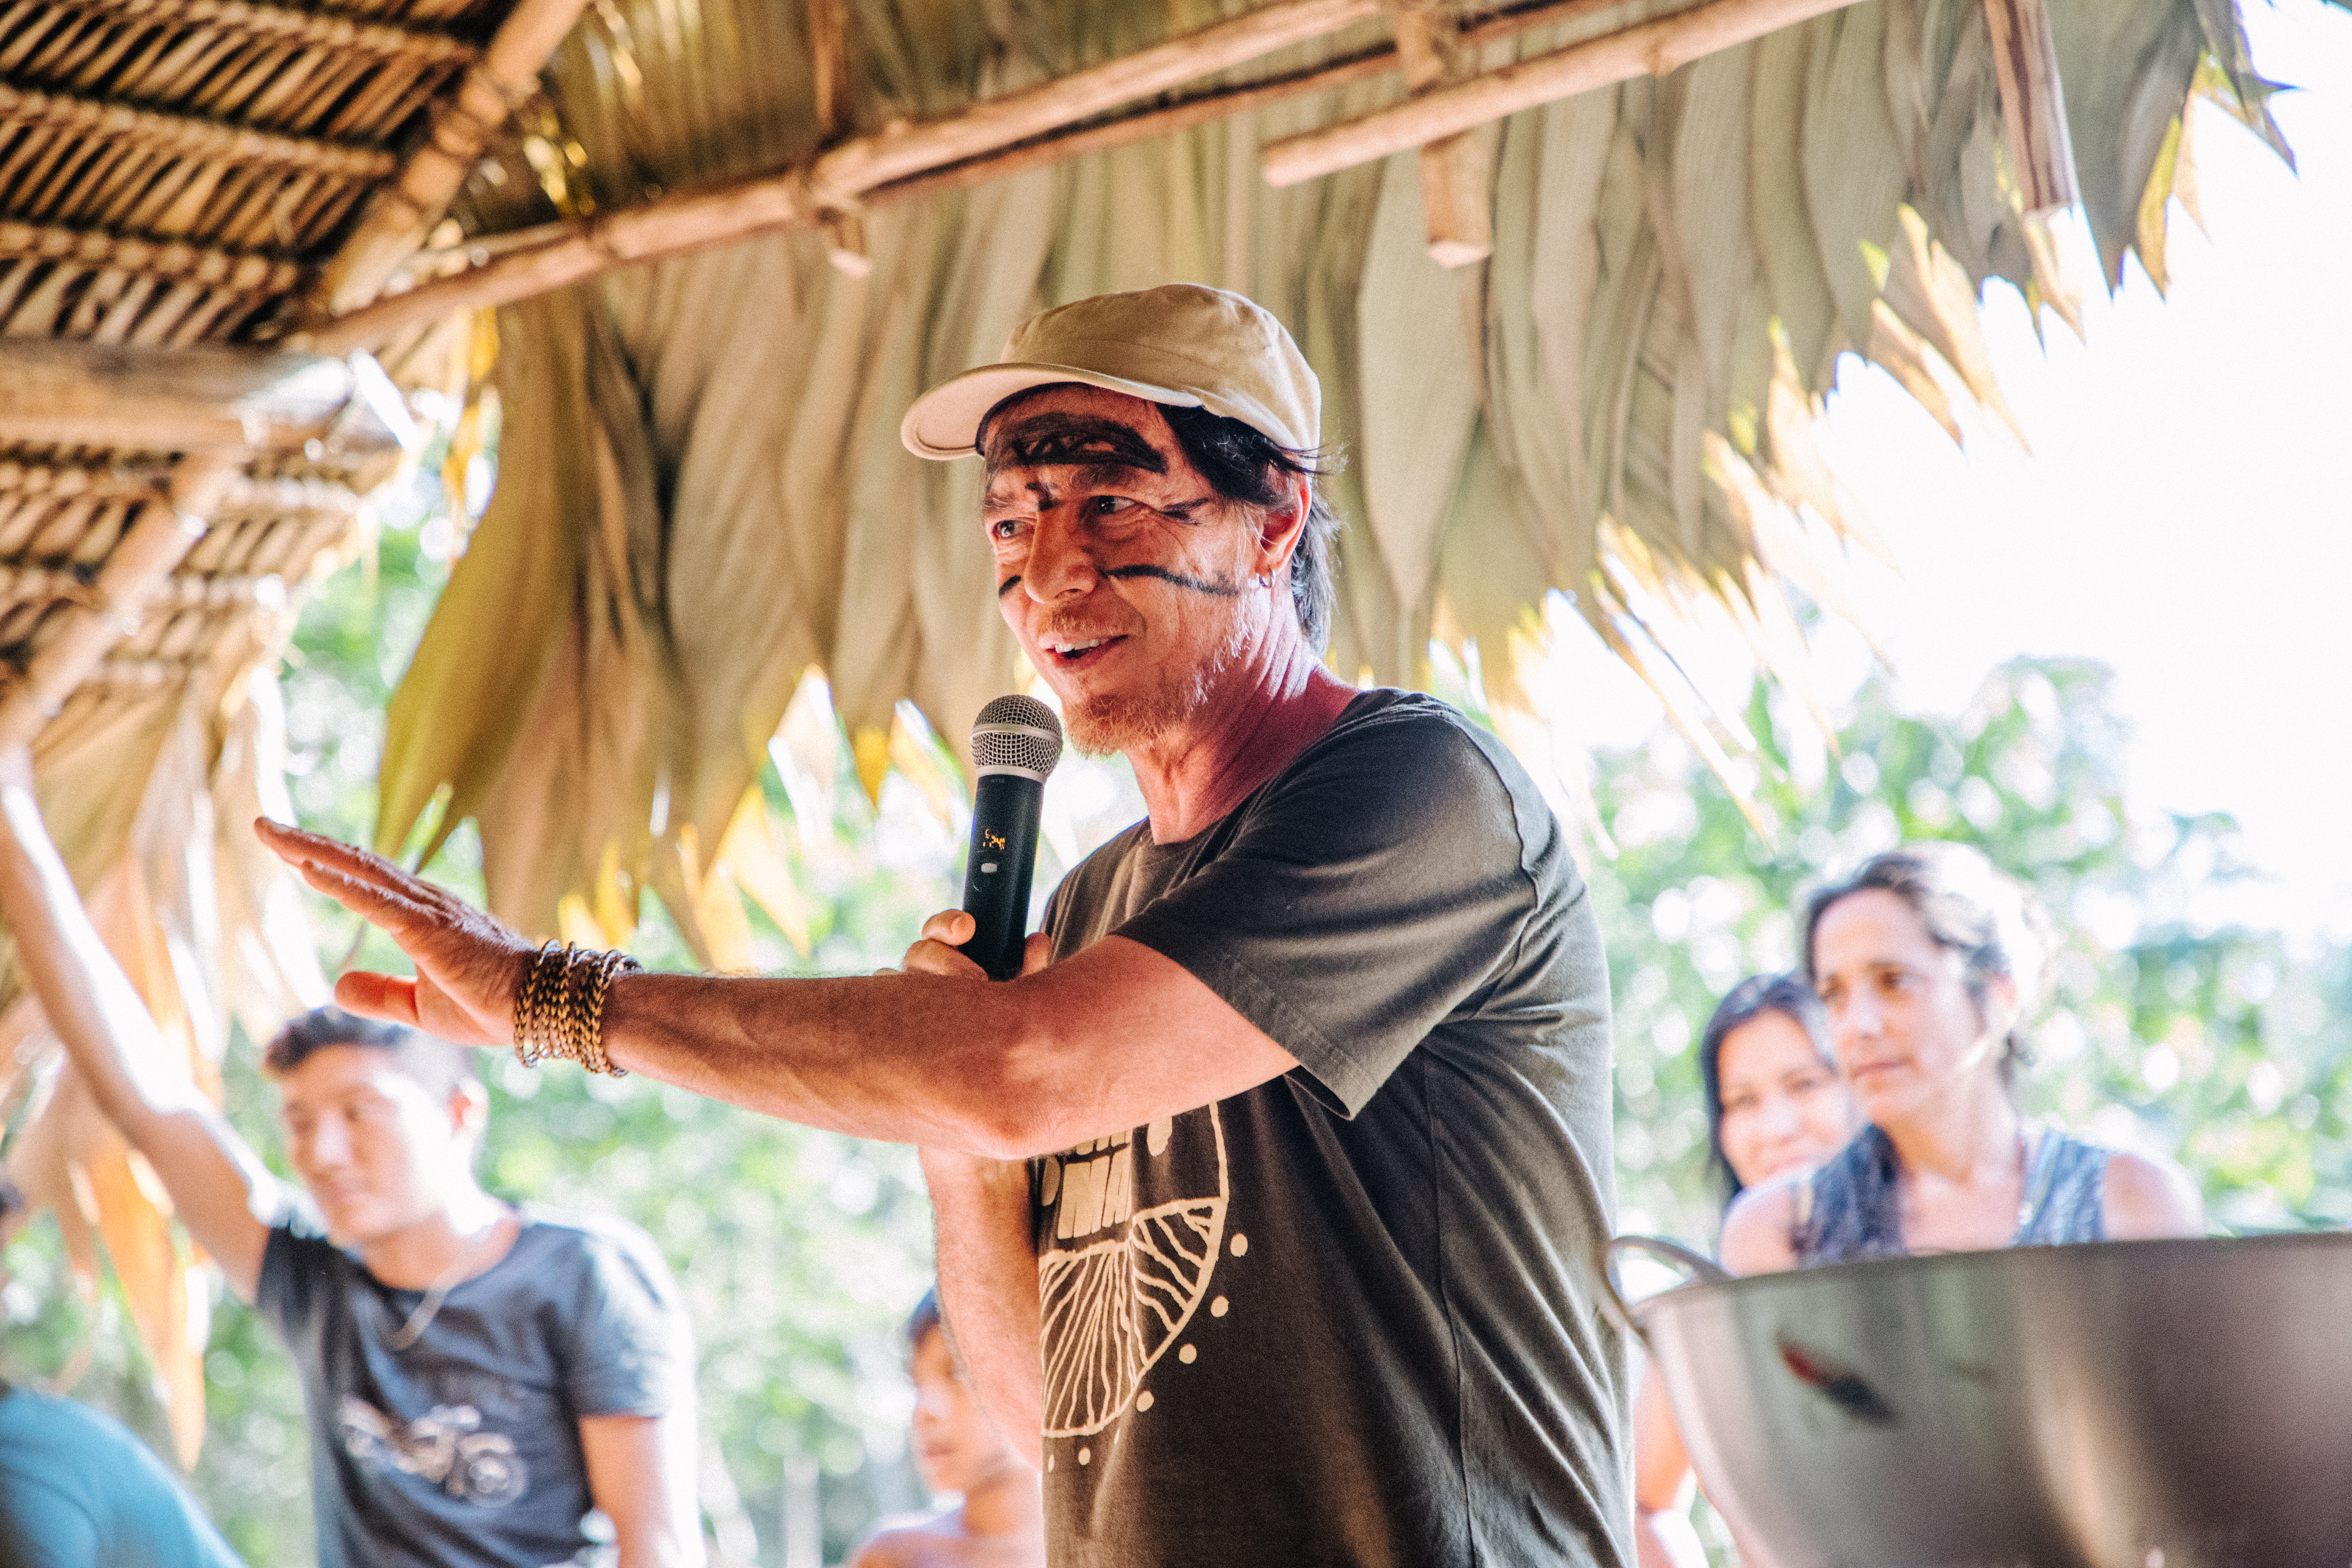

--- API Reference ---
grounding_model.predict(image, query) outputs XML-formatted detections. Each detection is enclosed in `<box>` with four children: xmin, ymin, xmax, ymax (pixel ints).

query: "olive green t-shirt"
<box><xmin>1030</xmin><ymin>689</ymin><xmax>1629</xmax><ymax>1568</ymax></box>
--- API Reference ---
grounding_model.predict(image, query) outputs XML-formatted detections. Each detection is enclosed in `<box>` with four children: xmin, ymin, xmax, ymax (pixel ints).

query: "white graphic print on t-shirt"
<box><xmin>1037</xmin><ymin>1104</ymin><xmax>1234</xmax><ymax>1440</ymax></box>
<box><xmin>337</xmin><ymin>1395</ymin><xmax>528</xmax><ymax>1506</ymax></box>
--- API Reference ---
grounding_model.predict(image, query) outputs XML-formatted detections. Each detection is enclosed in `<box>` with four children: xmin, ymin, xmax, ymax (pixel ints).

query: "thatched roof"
<box><xmin>339</xmin><ymin>0</ymin><xmax>2287</xmax><ymax>955</ymax></box>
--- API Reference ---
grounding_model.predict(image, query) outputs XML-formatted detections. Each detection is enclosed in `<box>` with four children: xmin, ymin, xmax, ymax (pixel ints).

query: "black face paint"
<box><xmin>985</xmin><ymin>413</ymin><xmax>1168</xmax><ymax>478</ymax></box>
<box><xmin>997</xmin><ymin>575</ymin><xmax>1023</xmax><ymax>597</ymax></box>
<box><xmin>1104</xmin><ymin>563</ymin><xmax>1240</xmax><ymax>598</ymax></box>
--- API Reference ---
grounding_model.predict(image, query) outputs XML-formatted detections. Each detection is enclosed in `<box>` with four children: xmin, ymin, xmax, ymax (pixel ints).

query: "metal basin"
<box><xmin>1618</xmin><ymin>1233</ymin><xmax>2352</xmax><ymax>1568</ymax></box>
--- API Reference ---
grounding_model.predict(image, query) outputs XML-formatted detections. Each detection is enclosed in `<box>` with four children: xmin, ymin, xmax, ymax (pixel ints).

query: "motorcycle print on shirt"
<box><xmin>338</xmin><ymin>1395</ymin><xmax>528</xmax><ymax>1506</ymax></box>
<box><xmin>1036</xmin><ymin>1104</ymin><xmax>1233</xmax><ymax>1440</ymax></box>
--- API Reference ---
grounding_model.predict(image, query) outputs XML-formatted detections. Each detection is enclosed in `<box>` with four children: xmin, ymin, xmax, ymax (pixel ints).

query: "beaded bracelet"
<box><xmin>512</xmin><ymin>940</ymin><xmax>641</xmax><ymax>1075</ymax></box>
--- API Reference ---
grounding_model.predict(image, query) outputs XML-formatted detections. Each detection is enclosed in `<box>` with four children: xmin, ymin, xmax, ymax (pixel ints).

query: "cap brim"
<box><xmin>898</xmin><ymin>362</ymin><xmax>1206</xmax><ymax>461</ymax></box>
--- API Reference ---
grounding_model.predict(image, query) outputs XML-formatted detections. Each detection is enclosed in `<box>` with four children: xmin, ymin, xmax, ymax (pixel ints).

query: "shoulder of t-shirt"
<box><xmin>512</xmin><ymin>1205</ymin><xmax>683</xmax><ymax>1305</ymax></box>
<box><xmin>256</xmin><ymin>1195</ymin><xmax>343</xmax><ymax>1313</ymax></box>
<box><xmin>1045</xmin><ymin>815</ymin><xmax>1154</xmax><ymax>922</ymax></box>
<box><xmin>1272</xmin><ymin>688</ymin><xmax>1565</xmax><ymax>869</ymax></box>
<box><xmin>0</xmin><ymin>1386</ymin><xmax>135</xmax><ymax>1450</ymax></box>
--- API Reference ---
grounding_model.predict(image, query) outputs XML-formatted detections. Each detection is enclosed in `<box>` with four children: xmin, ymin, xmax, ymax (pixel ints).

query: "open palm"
<box><xmin>256</xmin><ymin>819</ymin><xmax>535</xmax><ymax>1048</ymax></box>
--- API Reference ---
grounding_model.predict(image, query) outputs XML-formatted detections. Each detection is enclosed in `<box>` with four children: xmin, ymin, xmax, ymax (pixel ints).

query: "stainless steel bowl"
<box><xmin>1615</xmin><ymin>1233</ymin><xmax>2352</xmax><ymax>1568</ymax></box>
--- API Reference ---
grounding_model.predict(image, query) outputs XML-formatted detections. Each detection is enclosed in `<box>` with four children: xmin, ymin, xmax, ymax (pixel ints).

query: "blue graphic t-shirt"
<box><xmin>256</xmin><ymin>1204</ymin><xmax>690</xmax><ymax>1568</ymax></box>
<box><xmin>1031</xmin><ymin>690</ymin><xmax>1628</xmax><ymax>1568</ymax></box>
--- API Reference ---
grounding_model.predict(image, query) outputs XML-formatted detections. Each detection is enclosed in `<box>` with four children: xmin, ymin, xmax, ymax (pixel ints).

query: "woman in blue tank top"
<box><xmin>1720</xmin><ymin>844</ymin><xmax>2204</xmax><ymax>1275</ymax></box>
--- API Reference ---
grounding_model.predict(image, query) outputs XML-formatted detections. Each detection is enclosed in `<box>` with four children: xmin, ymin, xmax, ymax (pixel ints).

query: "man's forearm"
<box><xmin>922</xmin><ymin>1149</ymin><xmax>1043</xmax><ymax>1464</ymax></box>
<box><xmin>600</xmin><ymin>970</ymin><xmax>1050</xmax><ymax>1157</ymax></box>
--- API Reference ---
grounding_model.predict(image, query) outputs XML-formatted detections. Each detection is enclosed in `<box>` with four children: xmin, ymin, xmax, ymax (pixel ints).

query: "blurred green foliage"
<box><xmin>5</xmin><ymin>474</ymin><xmax>2345</xmax><ymax>1567</ymax></box>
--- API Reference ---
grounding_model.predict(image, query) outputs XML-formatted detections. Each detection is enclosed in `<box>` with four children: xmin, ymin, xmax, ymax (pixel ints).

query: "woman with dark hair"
<box><xmin>1635</xmin><ymin>975</ymin><xmax>1856</xmax><ymax>1567</ymax></box>
<box><xmin>1721</xmin><ymin>842</ymin><xmax>2203</xmax><ymax>1277</ymax></box>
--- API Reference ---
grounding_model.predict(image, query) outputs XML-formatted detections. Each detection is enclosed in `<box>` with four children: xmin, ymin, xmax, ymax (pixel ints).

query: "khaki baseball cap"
<box><xmin>899</xmin><ymin>283</ymin><xmax>1320</xmax><ymax>461</ymax></box>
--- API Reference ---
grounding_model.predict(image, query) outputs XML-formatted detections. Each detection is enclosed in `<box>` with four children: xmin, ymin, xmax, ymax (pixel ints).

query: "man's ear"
<box><xmin>1253</xmin><ymin>473</ymin><xmax>1312</xmax><ymax>578</ymax></box>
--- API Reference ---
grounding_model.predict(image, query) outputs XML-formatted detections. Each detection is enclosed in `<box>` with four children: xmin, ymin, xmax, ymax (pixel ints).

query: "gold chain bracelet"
<box><xmin>512</xmin><ymin>940</ymin><xmax>641</xmax><ymax>1075</ymax></box>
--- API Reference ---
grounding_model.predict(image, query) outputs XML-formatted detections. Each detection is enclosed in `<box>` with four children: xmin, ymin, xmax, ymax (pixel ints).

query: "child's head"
<box><xmin>906</xmin><ymin>1289</ymin><xmax>1023</xmax><ymax>1496</ymax></box>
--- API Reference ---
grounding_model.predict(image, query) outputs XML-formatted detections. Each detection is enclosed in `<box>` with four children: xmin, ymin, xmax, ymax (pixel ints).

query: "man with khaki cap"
<box><xmin>264</xmin><ymin>283</ymin><xmax>1629</xmax><ymax>1567</ymax></box>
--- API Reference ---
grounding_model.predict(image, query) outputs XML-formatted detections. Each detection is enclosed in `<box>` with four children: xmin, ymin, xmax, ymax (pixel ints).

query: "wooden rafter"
<box><xmin>1259</xmin><ymin>0</ymin><xmax>1868</xmax><ymax>184</ymax></box>
<box><xmin>308</xmin><ymin>0</ymin><xmax>599</xmax><ymax>315</ymax></box>
<box><xmin>296</xmin><ymin>0</ymin><xmax>1649</xmax><ymax>351</ymax></box>
<box><xmin>0</xmin><ymin>453</ymin><xmax>238</xmax><ymax>747</ymax></box>
<box><xmin>0</xmin><ymin>82</ymin><xmax>398</xmax><ymax>177</ymax></box>
<box><xmin>20</xmin><ymin>0</ymin><xmax>479</xmax><ymax>65</ymax></box>
<box><xmin>0</xmin><ymin>337</ymin><xmax>413</xmax><ymax>454</ymax></box>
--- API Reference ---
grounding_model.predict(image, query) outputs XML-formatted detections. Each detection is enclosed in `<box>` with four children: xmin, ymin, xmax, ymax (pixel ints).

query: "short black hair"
<box><xmin>262</xmin><ymin>1006</ymin><xmax>477</xmax><ymax>1101</ymax></box>
<box><xmin>978</xmin><ymin>386</ymin><xmax>1347</xmax><ymax>653</ymax></box>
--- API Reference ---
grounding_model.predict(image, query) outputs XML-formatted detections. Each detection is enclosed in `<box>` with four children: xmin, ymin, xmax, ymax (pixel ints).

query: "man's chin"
<box><xmin>1063</xmin><ymin>692</ymin><xmax>1179</xmax><ymax>757</ymax></box>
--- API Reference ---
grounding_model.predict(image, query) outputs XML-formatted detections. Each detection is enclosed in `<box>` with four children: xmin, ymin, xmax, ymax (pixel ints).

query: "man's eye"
<box><xmin>1090</xmin><ymin>495</ymin><xmax>1139</xmax><ymax>517</ymax></box>
<box><xmin>987</xmin><ymin>517</ymin><xmax>1025</xmax><ymax>541</ymax></box>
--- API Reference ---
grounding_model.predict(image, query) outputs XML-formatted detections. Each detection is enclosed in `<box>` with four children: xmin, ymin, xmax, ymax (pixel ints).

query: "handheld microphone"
<box><xmin>959</xmin><ymin>695</ymin><xmax>1064</xmax><ymax>980</ymax></box>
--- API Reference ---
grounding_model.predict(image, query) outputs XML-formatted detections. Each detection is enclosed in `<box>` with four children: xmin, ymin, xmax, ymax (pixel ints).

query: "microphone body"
<box><xmin>958</xmin><ymin>696</ymin><xmax>1064</xmax><ymax>980</ymax></box>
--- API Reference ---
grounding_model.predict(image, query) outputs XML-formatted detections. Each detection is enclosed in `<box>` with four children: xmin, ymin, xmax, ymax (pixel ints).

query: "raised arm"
<box><xmin>3</xmin><ymin>750</ymin><xmax>280</xmax><ymax>1300</ymax></box>
<box><xmin>258</xmin><ymin>822</ymin><xmax>1297</xmax><ymax>1159</ymax></box>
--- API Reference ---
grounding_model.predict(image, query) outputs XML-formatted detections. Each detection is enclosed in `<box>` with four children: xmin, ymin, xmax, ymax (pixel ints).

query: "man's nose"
<box><xmin>1022</xmin><ymin>511</ymin><xmax>1098</xmax><ymax>604</ymax></box>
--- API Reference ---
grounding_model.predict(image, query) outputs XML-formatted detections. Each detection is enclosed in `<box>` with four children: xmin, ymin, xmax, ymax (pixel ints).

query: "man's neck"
<box><xmin>1125</xmin><ymin>631</ymin><xmax>1357</xmax><ymax>844</ymax></box>
<box><xmin>358</xmin><ymin>1185</ymin><xmax>514</xmax><ymax>1291</ymax></box>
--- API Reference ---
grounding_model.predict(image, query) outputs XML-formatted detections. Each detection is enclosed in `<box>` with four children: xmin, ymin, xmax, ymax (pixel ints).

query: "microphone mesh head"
<box><xmin>971</xmin><ymin>694</ymin><xmax>1064</xmax><ymax>779</ymax></box>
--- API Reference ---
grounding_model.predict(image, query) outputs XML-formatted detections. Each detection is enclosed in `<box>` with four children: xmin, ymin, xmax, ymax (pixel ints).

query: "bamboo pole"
<box><xmin>0</xmin><ymin>456</ymin><xmax>238</xmax><ymax>748</ymax></box>
<box><xmin>1982</xmin><ymin>0</ymin><xmax>2079</xmax><ymax>216</ymax></box>
<box><xmin>293</xmin><ymin>0</ymin><xmax>1391</xmax><ymax>350</ymax></box>
<box><xmin>297</xmin><ymin>0</ymin><xmax>1664</xmax><ymax>351</ymax></box>
<box><xmin>310</xmin><ymin>0</ymin><xmax>598</xmax><ymax>316</ymax></box>
<box><xmin>1260</xmin><ymin>0</ymin><xmax>1867</xmax><ymax>186</ymax></box>
<box><xmin>0</xmin><ymin>340</ymin><xmax>411</xmax><ymax>454</ymax></box>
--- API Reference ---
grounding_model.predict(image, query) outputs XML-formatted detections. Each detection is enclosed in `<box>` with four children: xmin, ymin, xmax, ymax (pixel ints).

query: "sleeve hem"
<box><xmin>1123</xmin><ymin>917</ymin><xmax>1383</xmax><ymax>1117</ymax></box>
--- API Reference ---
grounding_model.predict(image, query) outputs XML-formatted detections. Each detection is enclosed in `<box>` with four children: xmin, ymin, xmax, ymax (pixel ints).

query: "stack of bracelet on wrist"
<box><xmin>513</xmin><ymin>940</ymin><xmax>641</xmax><ymax>1076</ymax></box>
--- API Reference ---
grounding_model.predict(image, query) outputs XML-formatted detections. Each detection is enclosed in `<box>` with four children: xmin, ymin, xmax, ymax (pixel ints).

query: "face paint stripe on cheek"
<box><xmin>998</xmin><ymin>575</ymin><xmax>1022</xmax><ymax>597</ymax></box>
<box><xmin>1102</xmin><ymin>563</ymin><xmax>1240</xmax><ymax>597</ymax></box>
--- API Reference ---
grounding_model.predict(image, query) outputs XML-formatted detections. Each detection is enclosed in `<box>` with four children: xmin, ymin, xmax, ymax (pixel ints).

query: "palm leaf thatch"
<box><xmin>0</xmin><ymin>0</ymin><xmax>566</xmax><ymax>1455</ymax></box>
<box><xmin>373</xmin><ymin>0</ymin><xmax>2289</xmax><ymax>954</ymax></box>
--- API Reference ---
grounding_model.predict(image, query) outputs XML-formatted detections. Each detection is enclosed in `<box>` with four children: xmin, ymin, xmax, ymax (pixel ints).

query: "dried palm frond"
<box><xmin>375</xmin><ymin>0</ymin><xmax>2291</xmax><ymax>950</ymax></box>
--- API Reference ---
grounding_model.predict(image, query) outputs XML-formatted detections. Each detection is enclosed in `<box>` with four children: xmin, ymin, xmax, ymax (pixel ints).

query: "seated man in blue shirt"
<box><xmin>0</xmin><ymin>1178</ymin><xmax>244</xmax><ymax>1568</ymax></box>
<box><xmin>0</xmin><ymin>751</ymin><xmax>702</xmax><ymax>1568</ymax></box>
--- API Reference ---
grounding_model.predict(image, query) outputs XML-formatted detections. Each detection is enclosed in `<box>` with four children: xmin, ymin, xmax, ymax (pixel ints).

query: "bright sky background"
<box><xmin>1554</xmin><ymin>0</ymin><xmax>2352</xmax><ymax>940</ymax></box>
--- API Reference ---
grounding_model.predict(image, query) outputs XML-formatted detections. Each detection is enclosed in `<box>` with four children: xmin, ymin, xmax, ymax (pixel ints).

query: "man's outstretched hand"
<box><xmin>255</xmin><ymin>819</ymin><xmax>533</xmax><ymax>1048</ymax></box>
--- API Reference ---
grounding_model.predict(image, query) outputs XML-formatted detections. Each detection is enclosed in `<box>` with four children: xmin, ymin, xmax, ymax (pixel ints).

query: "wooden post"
<box><xmin>0</xmin><ymin>456</ymin><xmax>240</xmax><ymax>747</ymax></box>
<box><xmin>308</xmin><ymin>0</ymin><xmax>596</xmax><ymax>315</ymax></box>
<box><xmin>0</xmin><ymin>339</ymin><xmax>414</xmax><ymax>454</ymax></box>
<box><xmin>1261</xmin><ymin>0</ymin><xmax>1868</xmax><ymax>187</ymax></box>
<box><xmin>1982</xmin><ymin>0</ymin><xmax>2078</xmax><ymax>216</ymax></box>
<box><xmin>1393</xmin><ymin>4</ymin><xmax>1494</xmax><ymax>268</ymax></box>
